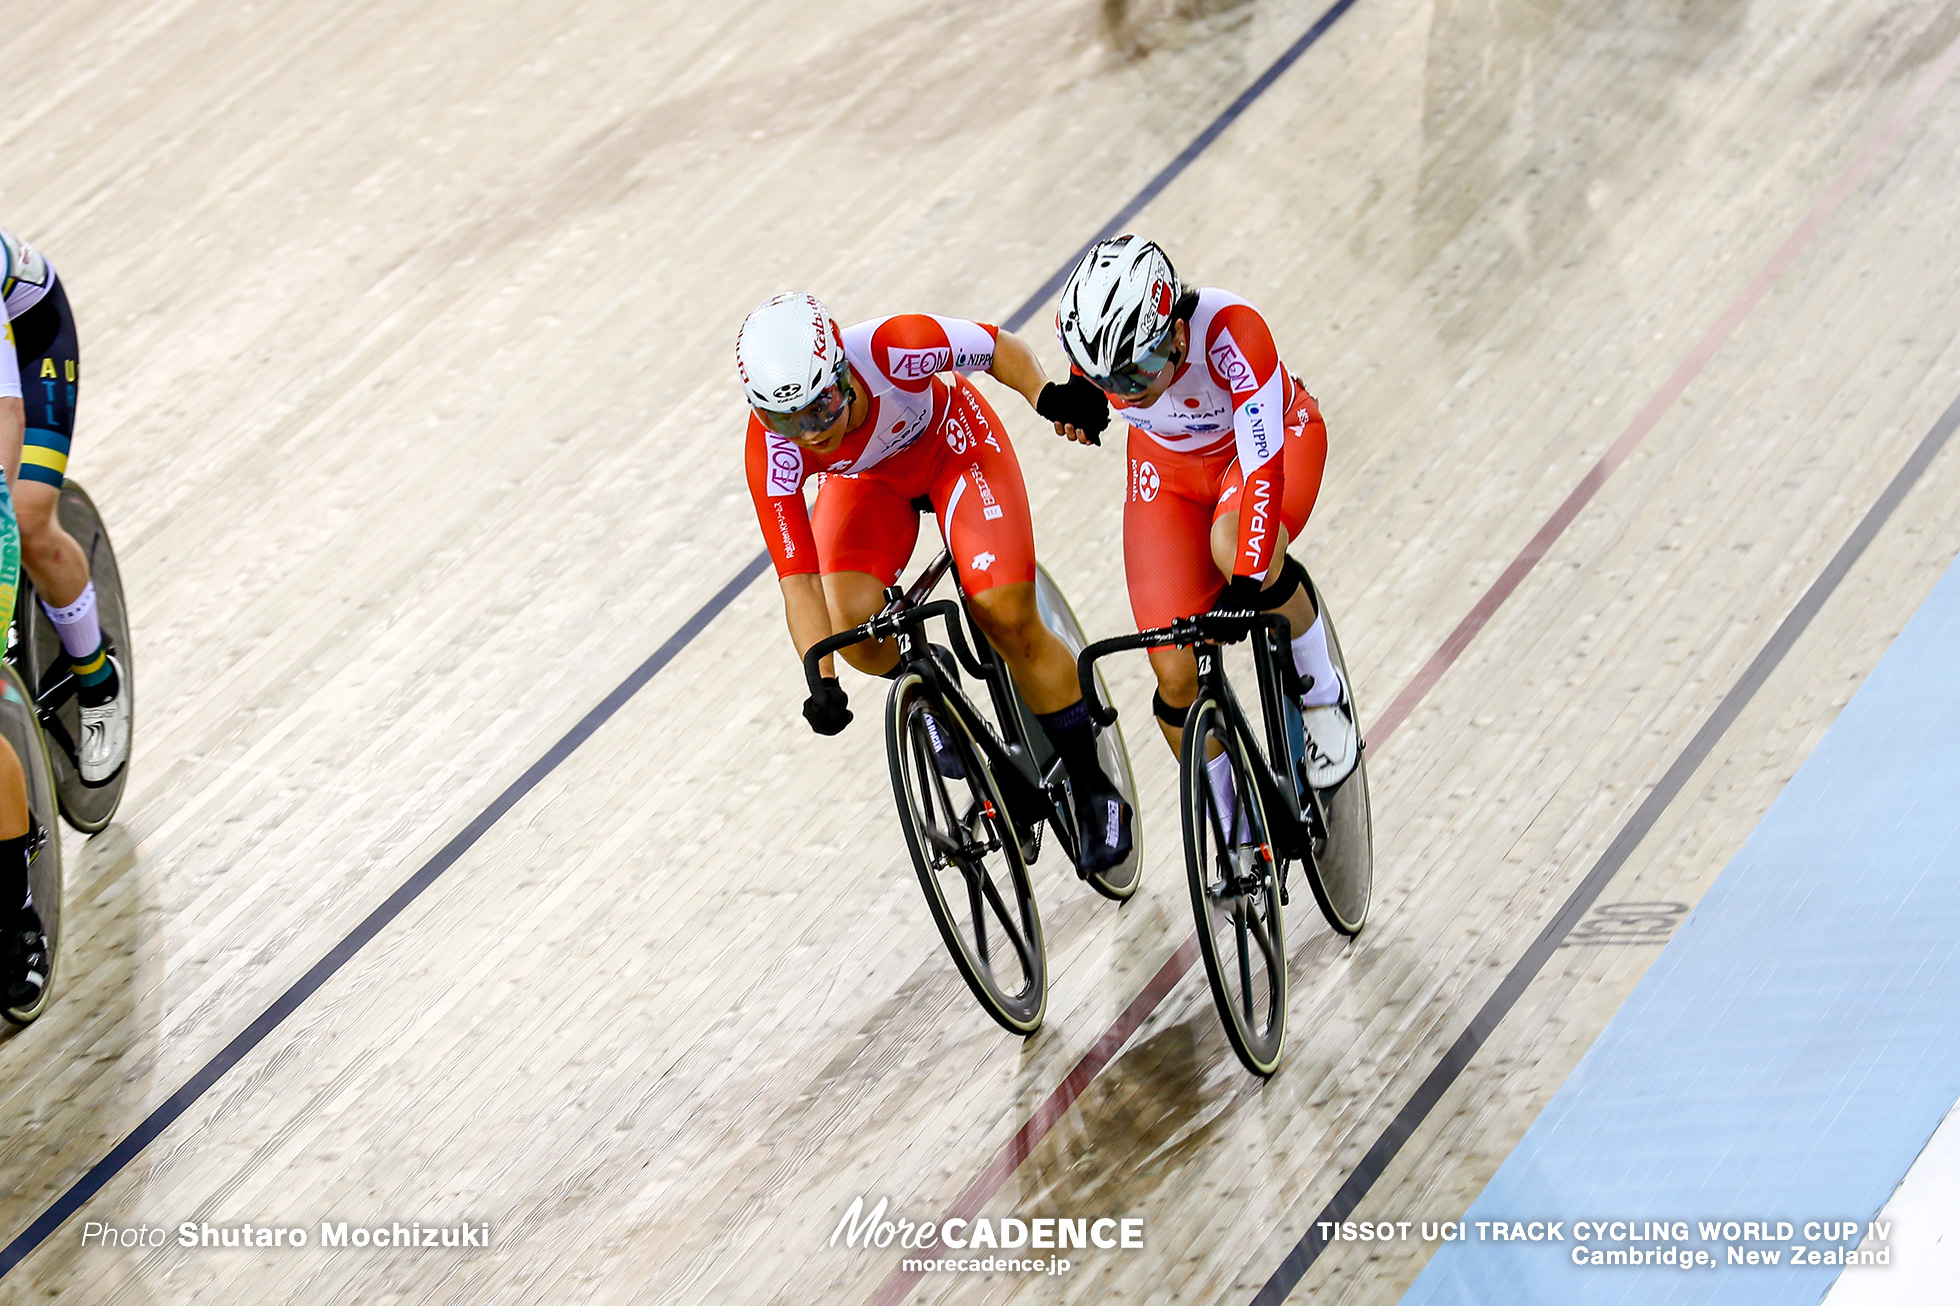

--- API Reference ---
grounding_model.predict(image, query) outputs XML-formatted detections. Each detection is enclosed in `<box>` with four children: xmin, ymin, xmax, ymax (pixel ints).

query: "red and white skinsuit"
<box><xmin>1104</xmin><ymin>288</ymin><xmax>1327</xmax><ymax>630</ymax></box>
<box><xmin>745</xmin><ymin>313</ymin><xmax>1040</xmax><ymax>597</ymax></box>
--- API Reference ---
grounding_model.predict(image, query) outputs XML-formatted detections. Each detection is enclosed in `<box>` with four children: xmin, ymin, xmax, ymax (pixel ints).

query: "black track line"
<box><xmin>1250</xmin><ymin>389</ymin><xmax>1960</xmax><ymax>1304</ymax></box>
<box><xmin>0</xmin><ymin>554</ymin><xmax>770</xmax><ymax>1277</ymax></box>
<box><xmin>1001</xmin><ymin>0</ymin><xmax>1361</xmax><ymax>333</ymax></box>
<box><xmin>0</xmin><ymin>0</ymin><xmax>1367</xmax><ymax>1278</ymax></box>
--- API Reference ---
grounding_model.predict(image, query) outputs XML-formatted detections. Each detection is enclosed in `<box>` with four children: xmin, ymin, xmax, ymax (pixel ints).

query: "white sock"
<box><xmin>42</xmin><ymin>581</ymin><xmax>103</xmax><ymax>661</ymax></box>
<box><xmin>1205</xmin><ymin>752</ymin><xmax>1246</xmax><ymax>842</ymax></box>
<box><xmin>1292</xmin><ymin>614</ymin><xmax>1343</xmax><ymax>707</ymax></box>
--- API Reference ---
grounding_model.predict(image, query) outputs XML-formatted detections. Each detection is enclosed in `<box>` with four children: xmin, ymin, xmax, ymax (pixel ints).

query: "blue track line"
<box><xmin>1250</xmin><ymin>392</ymin><xmax>1960</xmax><ymax>1303</ymax></box>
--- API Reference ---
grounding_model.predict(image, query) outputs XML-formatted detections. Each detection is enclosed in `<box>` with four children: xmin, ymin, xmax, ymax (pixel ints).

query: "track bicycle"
<box><xmin>1077</xmin><ymin>570</ymin><xmax>1371</xmax><ymax>1075</ymax></box>
<box><xmin>802</xmin><ymin>548</ymin><xmax>1140</xmax><ymax>1035</ymax></box>
<box><xmin>2</xmin><ymin>480</ymin><xmax>133</xmax><ymax>1026</ymax></box>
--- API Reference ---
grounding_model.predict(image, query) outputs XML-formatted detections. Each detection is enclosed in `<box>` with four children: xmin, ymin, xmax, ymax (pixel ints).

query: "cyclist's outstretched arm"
<box><xmin>993</xmin><ymin>328</ymin><xmax>1108</xmax><ymax>445</ymax></box>
<box><xmin>985</xmin><ymin>329</ymin><xmax>1049</xmax><ymax>409</ymax></box>
<box><xmin>991</xmin><ymin>328</ymin><xmax>1103</xmax><ymax>444</ymax></box>
<box><xmin>780</xmin><ymin>573</ymin><xmax>835</xmax><ymax>675</ymax></box>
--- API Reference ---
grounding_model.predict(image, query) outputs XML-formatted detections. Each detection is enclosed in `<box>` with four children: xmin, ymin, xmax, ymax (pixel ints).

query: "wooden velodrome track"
<box><xmin>6</xmin><ymin>0</ymin><xmax>1960</xmax><ymax>1301</ymax></box>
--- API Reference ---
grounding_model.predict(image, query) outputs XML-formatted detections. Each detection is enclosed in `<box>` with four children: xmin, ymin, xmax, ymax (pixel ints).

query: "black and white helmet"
<box><xmin>736</xmin><ymin>293</ymin><xmax>848</xmax><ymax>414</ymax></box>
<box><xmin>1056</xmin><ymin>235</ymin><xmax>1183</xmax><ymax>385</ymax></box>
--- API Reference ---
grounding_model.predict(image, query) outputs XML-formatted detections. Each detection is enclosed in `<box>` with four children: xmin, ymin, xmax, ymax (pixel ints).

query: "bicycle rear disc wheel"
<box><xmin>1</xmin><ymin>663</ymin><xmax>63</xmax><ymax>1025</ymax></box>
<box><xmin>13</xmin><ymin>482</ymin><xmax>133</xmax><ymax>833</ymax></box>
<box><xmin>1180</xmin><ymin>696</ymin><xmax>1286</xmax><ymax>1076</ymax></box>
<box><xmin>888</xmin><ymin>672</ymin><xmax>1046</xmax><ymax>1035</ymax></box>
<box><xmin>1301</xmin><ymin>579</ymin><xmax>1372</xmax><ymax>936</ymax></box>
<box><xmin>1030</xmin><ymin>566</ymin><xmax>1142</xmax><ymax>901</ymax></box>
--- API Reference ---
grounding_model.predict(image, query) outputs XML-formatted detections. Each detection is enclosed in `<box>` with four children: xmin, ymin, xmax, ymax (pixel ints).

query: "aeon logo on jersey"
<box><xmin>887</xmin><ymin>346</ymin><xmax>953</xmax><ymax>381</ymax></box>
<box><xmin>1132</xmin><ymin>461</ymin><xmax>1161</xmax><ymax>503</ymax></box>
<box><xmin>767</xmin><ymin>442</ymin><xmax>803</xmax><ymax>496</ymax></box>
<box><xmin>1208</xmin><ymin>331</ymin><xmax>1258</xmax><ymax>395</ymax></box>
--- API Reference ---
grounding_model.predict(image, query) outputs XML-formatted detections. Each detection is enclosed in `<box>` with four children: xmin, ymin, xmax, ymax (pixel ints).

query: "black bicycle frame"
<box><xmin>5</xmin><ymin>635</ymin><xmax>89</xmax><ymax>768</ymax></box>
<box><xmin>801</xmin><ymin>550</ymin><xmax>1068</xmax><ymax>855</ymax></box>
<box><xmin>1078</xmin><ymin>612</ymin><xmax>1320</xmax><ymax>862</ymax></box>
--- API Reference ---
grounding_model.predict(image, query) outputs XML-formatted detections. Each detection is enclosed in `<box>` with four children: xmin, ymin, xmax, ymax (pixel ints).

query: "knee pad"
<box><xmin>1256</xmin><ymin>556</ymin><xmax>1307</xmax><ymax>611</ymax></box>
<box><xmin>1152</xmin><ymin>689</ymin><xmax>1191</xmax><ymax>725</ymax></box>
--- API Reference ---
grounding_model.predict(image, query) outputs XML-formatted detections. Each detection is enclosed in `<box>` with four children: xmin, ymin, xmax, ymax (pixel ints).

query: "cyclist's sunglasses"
<box><xmin>757</xmin><ymin>371</ymin><xmax>856</xmax><ymax>441</ymax></box>
<box><xmin>1091</xmin><ymin>322</ymin><xmax>1183</xmax><ymax>396</ymax></box>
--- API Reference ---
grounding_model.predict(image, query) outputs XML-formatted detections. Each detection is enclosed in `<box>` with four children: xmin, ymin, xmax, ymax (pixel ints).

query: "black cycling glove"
<box><xmin>1214</xmin><ymin>574</ymin><xmax>1266</xmax><ymax>616</ymax></box>
<box><xmin>1035</xmin><ymin>373</ymin><xmax>1111</xmax><ymax>444</ymax></box>
<box><xmin>802</xmin><ymin>676</ymin><xmax>853</xmax><ymax>736</ymax></box>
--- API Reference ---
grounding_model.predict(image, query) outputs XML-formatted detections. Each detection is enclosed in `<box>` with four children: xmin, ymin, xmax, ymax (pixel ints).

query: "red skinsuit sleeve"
<box><xmin>867</xmin><ymin>314</ymin><xmax>998</xmax><ymax>391</ymax></box>
<box><xmin>1204</xmin><ymin>303</ymin><xmax>1288</xmax><ymax>579</ymax></box>
<box><xmin>745</xmin><ymin>417</ymin><xmax>819</xmax><ymax>578</ymax></box>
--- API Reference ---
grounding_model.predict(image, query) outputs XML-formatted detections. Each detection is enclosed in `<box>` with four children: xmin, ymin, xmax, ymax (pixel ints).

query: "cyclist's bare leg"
<box><xmin>1210</xmin><ymin>515</ymin><xmax>1314</xmax><ymax>641</ymax></box>
<box><xmin>819</xmin><ymin>570</ymin><xmax>901</xmax><ymax>676</ymax></box>
<box><xmin>965</xmin><ymin>581</ymin><xmax>1079</xmax><ymax>714</ymax></box>
<box><xmin>972</xmin><ymin>579</ymin><xmax>1131</xmax><ymax>871</ymax></box>
<box><xmin>0</xmin><ymin>738</ymin><xmax>26</xmax><ymax>840</ymax></box>
<box><xmin>1148</xmin><ymin>645</ymin><xmax>1200</xmax><ymax>755</ymax></box>
<box><xmin>15</xmin><ymin>482</ymin><xmax>89</xmax><ymax>607</ymax></box>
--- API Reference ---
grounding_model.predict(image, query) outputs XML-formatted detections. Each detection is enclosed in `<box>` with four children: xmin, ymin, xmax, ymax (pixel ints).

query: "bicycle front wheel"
<box><xmin>13</xmin><ymin>481</ymin><xmax>133</xmax><ymax>832</ymax></box>
<box><xmin>0</xmin><ymin>663</ymin><xmax>63</xmax><ymax>1026</ymax></box>
<box><xmin>887</xmin><ymin>671</ymin><xmax>1046</xmax><ymax>1035</ymax></box>
<box><xmin>1300</xmin><ymin>579</ymin><xmax>1371</xmax><ymax>936</ymax></box>
<box><xmin>1180</xmin><ymin>695</ymin><xmax>1287</xmax><ymax>1076</ymax></box>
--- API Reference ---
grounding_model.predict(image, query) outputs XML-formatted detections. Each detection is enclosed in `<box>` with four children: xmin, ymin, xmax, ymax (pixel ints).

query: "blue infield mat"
<box><xmin>1400</xmin><ymin>552</ymin><xmax>1960</xmax><ymax>1306</ymax></box>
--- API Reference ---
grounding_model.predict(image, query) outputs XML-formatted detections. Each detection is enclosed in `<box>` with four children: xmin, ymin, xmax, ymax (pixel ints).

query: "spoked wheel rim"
<box><xmin>888</xmin><ymin>674</ymin><xmax>1046</xmax><ymax>1035</ymax></box>
<box><xmin>1181</xmin><ymin>697</ymin><xmax>1286</xmax><ymax>1076</ymax></box>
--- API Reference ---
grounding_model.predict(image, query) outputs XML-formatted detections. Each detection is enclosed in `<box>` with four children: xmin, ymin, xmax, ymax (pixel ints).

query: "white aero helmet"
<box><xmin>1056</xmin><ymin>234</ymin><xmax>1185</xmax><ymax>395</ymax></box>
<box><xmin>736</xmin><ymin>293</ymin><xmax>855</xmax><ymax>436</ymax></box>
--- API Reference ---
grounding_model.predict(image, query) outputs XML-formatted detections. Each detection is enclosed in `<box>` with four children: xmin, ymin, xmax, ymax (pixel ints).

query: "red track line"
<box><xmin>866</xmin><ymin>38</ymin><xmax>1960</xmax><ymax>1306</ymax></box>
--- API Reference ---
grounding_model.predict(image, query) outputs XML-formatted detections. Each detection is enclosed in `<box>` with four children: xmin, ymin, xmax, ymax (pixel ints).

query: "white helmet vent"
<box><xmin>737</xmin><ymin>293</ymin><xmax>847</xmax><ymax>413</ymax></box>
<box><xmin>1056</xmin><ymin>235</ymin><xmax>1181</xmax><ymax>381</ymax></box>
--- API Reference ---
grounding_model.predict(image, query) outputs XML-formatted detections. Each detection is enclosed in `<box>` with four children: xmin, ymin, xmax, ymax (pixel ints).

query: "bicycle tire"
<box><xmin>887</xmin><ymin>670</ymin><xmax>1047</xmax><ymax>1035</ymax></box>
<box><xmin>11</xmin><ymin>482</ymin><xmax>133</xmax><ymax>833</ymax></box>
<box><xmin>1029</xmin><ymin>566</ymin><xmax>1142</xmax><ymax>900</ymax></box>
<box><xmin>1</xmin><ymin>662</ymin><xmax>64</xmax><ymax>1026</ymax></box>
<box><xmin>1298</xmin><ymin>580</ymin><xmax>1372</xmax><ymax>936</ymax></box>
<box><xmin>1180</xmin><ymin>694</ymin><xmax>1287</xmax><ymax>1075</ymax></box>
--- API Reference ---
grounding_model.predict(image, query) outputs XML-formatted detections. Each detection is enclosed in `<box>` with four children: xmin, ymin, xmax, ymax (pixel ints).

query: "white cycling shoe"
<box><xmin>78</xmin><ymin>655</ymin><xmax>131</xmax><ymax>784</ymax></box>
<box><xmin>1300</xmin><ymin>694</ymin><xmax>1359</xmax><ymax>790</ymax></box>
